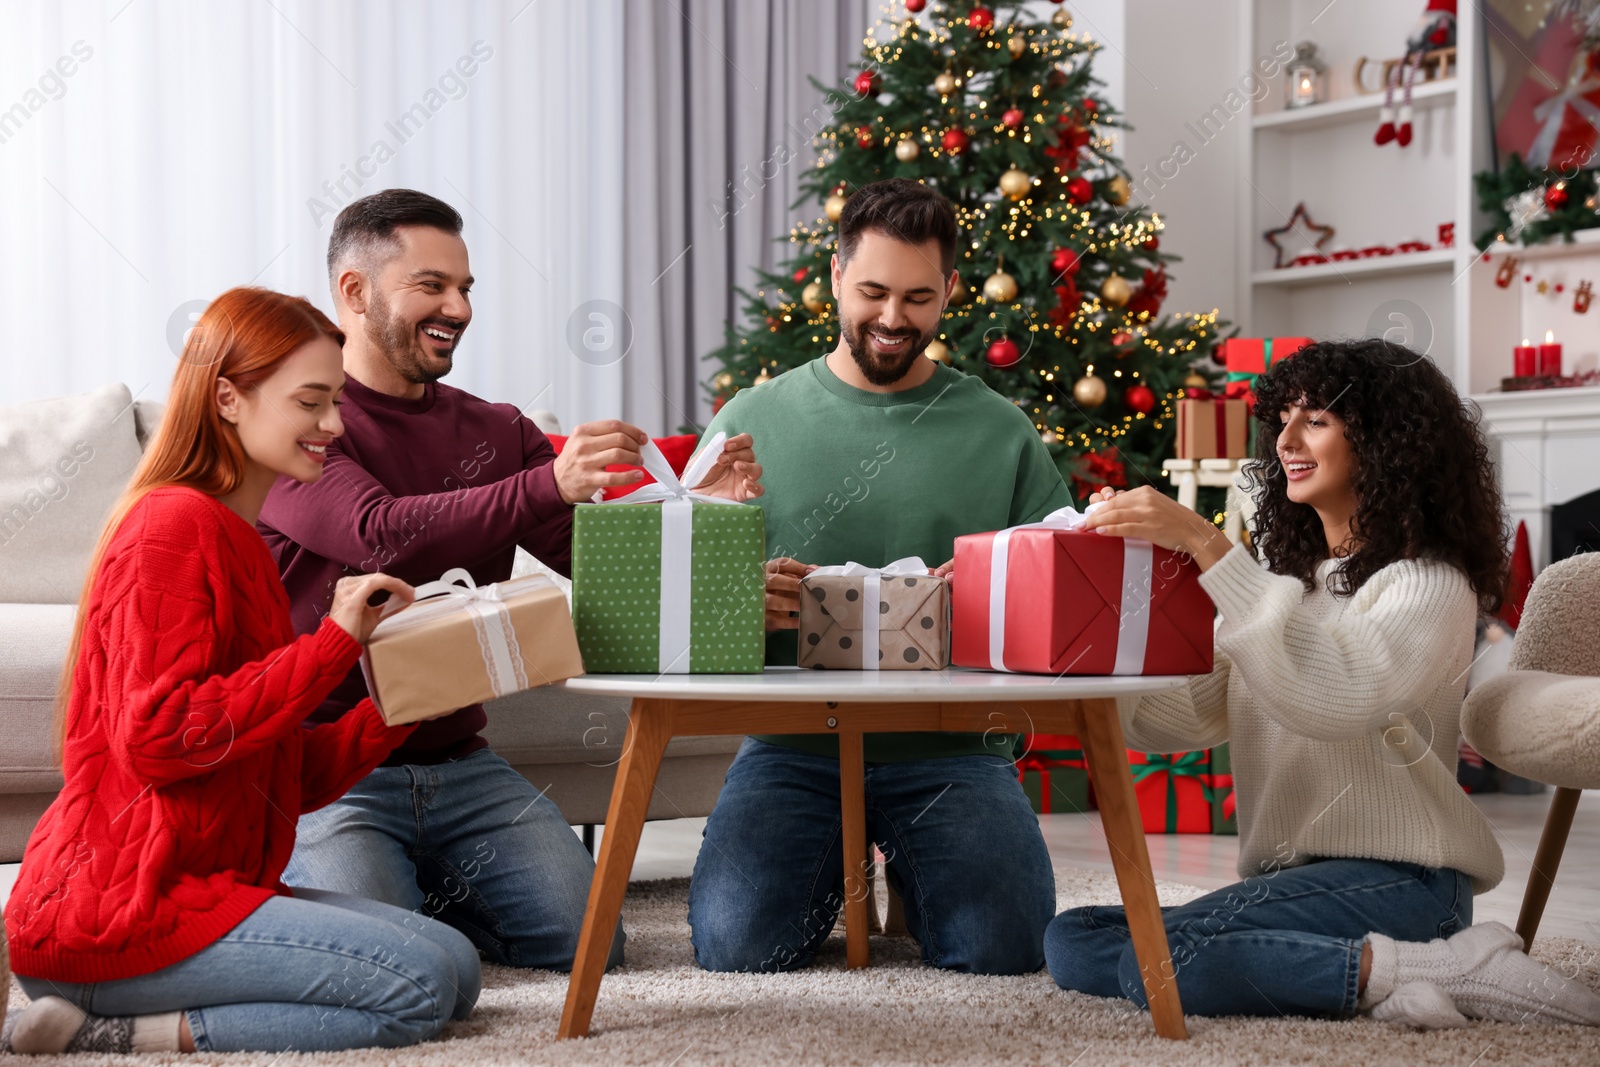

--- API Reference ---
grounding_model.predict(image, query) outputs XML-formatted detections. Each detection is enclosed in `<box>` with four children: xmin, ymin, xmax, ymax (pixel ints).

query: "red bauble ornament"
<box><xmin>1546</xmin><ymin>183</ymin><xmax>1570</xmax><ymax>210</ymax></box>
<box><xmin>905</xmin><ymin>0</ymin><xmax>926</xmax><ymax>10</ymax></box>
<box><xmin>857</xmin><ymin>127</ymin><xmax>876</xmax><ymax>148</ymax></box>
<box><xmin>1066</xmin><ymin>176</ymin><xmax>1094</xmax><ymax>204</ymax></box>
<box><xmin>1124</xmin><ymin>383</ymin><xmax>1156</xmax><ymax>415</ymax></box>
<box><xmin>941</xmin><ymin>128</ymin><xmax>970</xmax><ymax>153</ymax></box>
<box><xmin>1050</xmin><ymin>247</ymin><xmax>1081</xmax><ymax>275</ymax></box>
<box><xmin>986</xmin><ymin>336</ymin><xmax>1021</xmax><ymax>367</ymax></box>
<box><xmin>968</xmin><ymin>7</ymin><xmax>995</xmax><ymax>31</ymax></box>
<box><xmin>1143</xmin><ymin>236</ymin><xmax>1160</xmax><ymax>251</ymax></box>
<box><xmin>1002</xmin><ymin>107</ymin><xmax>1025</xmax><ymax>129</ymax></box>
<box><xmin>793</xmin><ymin>268</ymin><xmax>808</xmax><ymax>282</ymax></box>
<box><xmin>1111</xmin><ymin>330</ymin><xmax>1133</xmax><ymax>347</ymax></box>
<box><xmin>713</xmin><ymin>395</ymin><xmax>729</xmax><ymax>415</ymax></box>
<box><xmin>1082</xmin><ymin>98</ymin><xmax>1099</xmax><ymax>116</ymax></box>
<box><xmin>854</xmin><ymin>70</ymin><xmax>880</xmax><ymax>97</ymax></box>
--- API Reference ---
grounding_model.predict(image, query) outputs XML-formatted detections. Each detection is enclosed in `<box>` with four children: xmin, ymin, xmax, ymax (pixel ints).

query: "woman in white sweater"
<box><xmin>1046</xmin><ymin>339</ymin><xmax>1600</xmax><ymax>1028</ymax></box>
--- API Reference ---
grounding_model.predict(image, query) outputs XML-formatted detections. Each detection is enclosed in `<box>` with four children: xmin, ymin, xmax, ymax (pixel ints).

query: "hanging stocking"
<box><xmin>1375</xmin><ymin>61</ymin><xmax>1400</xmax><ymax>145</ymax></box>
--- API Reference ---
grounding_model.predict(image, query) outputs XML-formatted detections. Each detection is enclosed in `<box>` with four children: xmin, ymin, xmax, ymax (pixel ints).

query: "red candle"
<box><xmin>1538</xmin><ymin>329</ymin><xmax>1563</xmax><ymax>376</ymax></box>
<box><xmin>1514</xmin><ymin>339</ymin><xmax>1536</xmax><ymax>377</ymax></box>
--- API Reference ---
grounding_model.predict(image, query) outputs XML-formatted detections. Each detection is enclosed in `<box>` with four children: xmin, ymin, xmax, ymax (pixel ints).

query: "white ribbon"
<box><xmin>593</xmin><ymin>431</ymin><xmax>738</xmax><ymax>672</ymax></box>
<box><xmin>1528</xmin><ymin>64</ymin><xmax>1600</xmax><ymax>169</ymax></box>
<box><xmin>806</xmin><ymin>557</ymin><xmax>929</xmax><ymax>669</ymax></box>
<box><xmin>984</xmin><ymin>504</ymin><xmax>1153</xmax><ymax>674</ymax></box>
<box><xmin>386</xmin><ymin>567</ymin><xmax>530</xmax><ymax>697</ymax></box>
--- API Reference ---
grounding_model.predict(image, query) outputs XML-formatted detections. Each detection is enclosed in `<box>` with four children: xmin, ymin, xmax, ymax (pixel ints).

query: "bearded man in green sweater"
<box><xmin>688</xmin><ymin>178</ymin><xmax>1072</xmax><ymax>974</ymax></box>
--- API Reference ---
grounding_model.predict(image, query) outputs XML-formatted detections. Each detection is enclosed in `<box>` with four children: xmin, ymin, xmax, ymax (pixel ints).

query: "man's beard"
<box><xmin>842</xmin><ymin>316</ymin><xmax>933</xmax><ymax>387</ymax></box>
<box><xmin>365</xmin><ymin>289</ymin><xmax>461</xmax><ymax>386</ymax></box>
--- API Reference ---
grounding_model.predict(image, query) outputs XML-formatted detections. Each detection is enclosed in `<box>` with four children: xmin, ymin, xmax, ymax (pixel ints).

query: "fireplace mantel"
<box><xmin>1472</xmin><ymin>387</ymin><xmax>1600</xmax><ymax>571</ymax></box>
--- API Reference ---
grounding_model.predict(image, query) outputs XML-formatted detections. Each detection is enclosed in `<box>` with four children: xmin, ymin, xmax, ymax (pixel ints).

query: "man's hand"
<box><xmin>1082</xmin><ymin>486</ymin><xmax>1231</xmax><ymax>571</ymax></box>
<box><xmin>693</xmin><ymin>432</ymin><xmax>764</xmax><ymax>502</ymax></box>
<box><xmin>553</xmin><ymin>420</ymin><xmax>650</xmax><ymax>504</ymax></box>
<box><xmin>765</xmin><ymin>557</ymin><xmax>816</xmax><ymax>631</ymax></box>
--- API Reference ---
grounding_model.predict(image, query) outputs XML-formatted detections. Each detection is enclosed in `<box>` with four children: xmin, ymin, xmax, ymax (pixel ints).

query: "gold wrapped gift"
<box><xmin>797</xmin><ymin>560</ymin><xmax>950</xmax><ymax>670</ymax></box>
<box><xmin>360</xmin><ymin>569</ymin><xmax>584</xmax><ymax>725</ymax></box>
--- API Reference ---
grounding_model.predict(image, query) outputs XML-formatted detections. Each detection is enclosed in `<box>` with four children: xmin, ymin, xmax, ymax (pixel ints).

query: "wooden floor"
<box><xmin>3</xmin><ymin>791</ymin><xmax>1596</xmax><ymax>944</ymax></box>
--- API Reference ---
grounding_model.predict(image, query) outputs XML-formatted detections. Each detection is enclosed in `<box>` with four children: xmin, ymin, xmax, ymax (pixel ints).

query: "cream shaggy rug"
<box><xmin>8</xmin><ymin>867</ymin><xmax>1600</xmax><ymax>1066</ymax></box>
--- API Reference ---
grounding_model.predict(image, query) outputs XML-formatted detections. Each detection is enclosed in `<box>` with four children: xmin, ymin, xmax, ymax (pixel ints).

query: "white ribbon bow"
<box><xmin>383</xmin><ymin>567</ymin><xmax>531</xmax><ymax>697</ymax></box>
<box><xmin>1528</xmin><ymin>64</ymin><xmax>1600</xmax><ymax>170</ymax></box>
<box><xmin>595</xmin><ymin>431</ymin><xmax>738</xmax><ymax>672</ymax></box>
<box><xmin>806</xmin><ymin>557</ymin><xmax>929</xmax><ymax>669</ymax></box>
<box><xmin>986</xmin><ymin>503</ymin><xmax>1152</xmax><ymax>675</ymax></box>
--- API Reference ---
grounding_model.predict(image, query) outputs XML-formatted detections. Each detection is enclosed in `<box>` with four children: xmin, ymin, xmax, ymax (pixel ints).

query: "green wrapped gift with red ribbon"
<box><xmin>1201</xmin><ymin>742</ymin><xmax>1237</xmax><ymax>836</ymax></box>
<box><xmin>1017</xmin><ymin>734</ymin><xmax>1092</xmax><ymax>815</ymax></box>
<box><xmin>1128</xmin><ymin>749</ymin><xmax>1215</xmax><ymax>833</ymax></box>
<box><xmin>1220</xmin><ymin>337</ymin><xmax>1313</xmax><ymax>413</ymax></box>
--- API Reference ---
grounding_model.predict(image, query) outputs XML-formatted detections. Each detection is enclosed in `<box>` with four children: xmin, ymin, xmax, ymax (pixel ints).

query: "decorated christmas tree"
<box><xmin>705</xmin><ymin>0</ymin><xmax>1228</xmax><ymax>503</ymax></box>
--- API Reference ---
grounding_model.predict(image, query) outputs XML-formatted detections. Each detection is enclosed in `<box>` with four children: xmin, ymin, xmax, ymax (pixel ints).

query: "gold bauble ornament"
<box><xmin>1100</xmin><ymin>273</ymin><xmax>1132</xmax><ymax>307</ymax></box>
<box><xmin>1053</xmin><ymin>7</ymin><xmax>1073</xmax><ymax>29</ymax></box>
<box><xmin>924</xmin><ymin>339</ymin><xmax>951</xmax><ymax>364</ymax></box>
<box><xmin>1106</xmin><ymin>175</ymin><xmax>1131</xmax><ymax>205</ymax></box>
<box><xmin>802</xmin><ymin>280</ymin><xmax>829</xmax><ymax>314</ymax></box>
<box><xmin>948</xmin><ymin>273</ymin><xmax>969</xmax><ymax>305</ymax></box>
<box><xmin>1183</xmin><ymin>371</ymin><xmax>1208</xmax><ymax>389</ymax></box>
<box><xmin>999</xmin><ymin>168</ymin><xmax>1032</xmax><ymax>200</ymax></box>
<box><xmin>895</xmin><ymin>138</ymin><xmax>920</xmax><ymax>162</ymax></box>
<box><xmin>824</xmin><ymin>193</ymin><xmax>848</xmax><ymax>222</ymax></box>
<box><xmin>982</xmin><ymin>269</ymin><xmax>1019</xmax><ymax>303</ymax></box>
<box><xmin>934</xmin><ymin>71</ymin><xmax>958</xmax><ymax>96</ymax></box>
<box><xmin>713</xmin><ymin>371</ymin><xmax>735</xmax><ymax>391</ymax></box>
<box><xmin>1072</xmin><ymin>374</ymin><xmax>1107</xmax><ymax>407</ymax></box>
<box><xmin>753</xmin><ymin>367</ymin><xmax>772</xmax><ymax>385</ymax></box>
<box><xmin>1008</xmin><ymin>35</ymin><xmax>1027</xmax><ymax>58</ymax></box>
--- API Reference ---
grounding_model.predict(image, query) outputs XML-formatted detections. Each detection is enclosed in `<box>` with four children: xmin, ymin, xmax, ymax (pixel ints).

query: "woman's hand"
<box><xmin>329</xmin><ymin>574</ymin><xmax>416</xmax><ymax>643</ymax></box>
<box><xmin>1082</xmin><ymin>486</ymin><xmax>1232</xmax><ymax>571</ymax></box>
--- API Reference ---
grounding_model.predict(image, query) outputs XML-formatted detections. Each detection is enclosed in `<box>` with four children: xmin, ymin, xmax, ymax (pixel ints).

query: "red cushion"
<box><xmin>545</xmin><ymin>432</ymin><xmax>700</xmax><ymax>499</ymax></box>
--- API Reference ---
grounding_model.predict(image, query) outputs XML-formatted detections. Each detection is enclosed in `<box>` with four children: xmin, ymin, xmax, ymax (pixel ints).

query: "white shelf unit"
<box><xmin>1237</xmin><ymin>0</ymin><xmax>1482</xmax><ymax>393</ymax></box>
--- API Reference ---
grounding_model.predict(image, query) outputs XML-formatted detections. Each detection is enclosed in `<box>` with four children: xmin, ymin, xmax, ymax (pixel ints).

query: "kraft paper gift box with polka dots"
<box><xmin>796</xmin><ymin>563</ymin><xmax>950</xmax><ymax>670</ymax></box>
<box><xmin>570</xmin><ymin>499</ymin><xmax>767</xmax><ymax>673</ymax></box>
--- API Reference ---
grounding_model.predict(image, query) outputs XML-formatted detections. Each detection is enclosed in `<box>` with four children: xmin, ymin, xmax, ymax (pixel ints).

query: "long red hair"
<box><xmin>55</xmin><ymin>287</ymin><xmax>344</xmax><ymax>755</ymax></box>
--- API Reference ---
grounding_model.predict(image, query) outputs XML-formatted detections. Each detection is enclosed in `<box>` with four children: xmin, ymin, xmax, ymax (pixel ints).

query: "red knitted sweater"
<box><xmin>4</xmin><ymin>487</ymin><xmax>417</xmax><ymax>984</ymax></box>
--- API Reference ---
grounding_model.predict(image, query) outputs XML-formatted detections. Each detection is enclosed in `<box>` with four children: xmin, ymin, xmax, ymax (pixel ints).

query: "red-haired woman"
<box><xmin>2</xmin><ymin>288</ymin><xmax>478</xmax><ymax>1055</ymax></box>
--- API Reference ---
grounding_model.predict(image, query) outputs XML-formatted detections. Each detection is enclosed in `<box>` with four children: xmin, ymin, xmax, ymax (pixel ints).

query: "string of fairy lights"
<box><xmin>725</xmin><ymin>1</ymin><xmax>1223</xmax><ymax>452</ymax></box>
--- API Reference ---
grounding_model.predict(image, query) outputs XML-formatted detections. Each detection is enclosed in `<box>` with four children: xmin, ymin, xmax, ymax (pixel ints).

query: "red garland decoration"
<box><xmin>1045</xmin><ymin>119</ymin><xmax>1093</xmax><ymax>173</ymax></box>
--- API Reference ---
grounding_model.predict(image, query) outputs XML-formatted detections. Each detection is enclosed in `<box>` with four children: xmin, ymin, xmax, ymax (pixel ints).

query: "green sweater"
<box><xmin>703</xmin><ymin>355</ymin><xmax>1073</xmax><ymax>762</ymax></box>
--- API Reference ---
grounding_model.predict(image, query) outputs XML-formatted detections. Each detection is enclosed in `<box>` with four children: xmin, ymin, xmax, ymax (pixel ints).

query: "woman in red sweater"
<box><xmin>3</xmin><ymin>288</ymin><xmax>479</xmax><ymax>1055</ymax></box>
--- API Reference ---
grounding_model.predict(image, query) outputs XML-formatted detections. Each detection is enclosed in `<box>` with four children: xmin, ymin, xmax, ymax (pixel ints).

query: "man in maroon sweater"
<box><xmin>259</xmin><ymin>189</ymin><xmax>758</xmax><ymax>971</ymax></box>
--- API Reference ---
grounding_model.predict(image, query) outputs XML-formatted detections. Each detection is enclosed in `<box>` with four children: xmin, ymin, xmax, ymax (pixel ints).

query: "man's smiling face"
<box><xmin>832</xmin><ymin>227</ymin><xmax>953</xmax><ymax>387</ymax></box>
<box><xmin>363</xmin><ymin>225</ymin><xmax>474</xmax><ymax>385</ymax></box>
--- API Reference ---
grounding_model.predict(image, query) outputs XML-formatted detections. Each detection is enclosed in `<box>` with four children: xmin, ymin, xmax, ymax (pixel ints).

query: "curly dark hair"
<box><xmin>1246</xmin><ymin>339</ymin><xmax>1509</xmax><ymax>614</ymax></box>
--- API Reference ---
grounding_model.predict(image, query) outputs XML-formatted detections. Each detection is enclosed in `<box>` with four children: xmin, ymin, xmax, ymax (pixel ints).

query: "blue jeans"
<box><xmin>284</xmin><ymin>748</ymin><xmax>622</xmax><ymax>971</ymax></box>
<box><xmin>16</xmin><ymin>889</ymin><xmax>479</xmax><ymax>1053</ymax></box>
<box><xmin>688</xmin><ymin>739</ymin><xmax>1055</xmax><ymax>975</ymax></box>
<box><xmin>1045</xmin><ymin>857</ymin><xmax>1473</xmax><ymax>1017</ymax></box>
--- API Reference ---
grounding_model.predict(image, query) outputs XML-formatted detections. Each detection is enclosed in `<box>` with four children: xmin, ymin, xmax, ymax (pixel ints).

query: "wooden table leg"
<box><xmin>1077</xmin><ymin>697</ymin><xmax>1188</xmax><ymax>1040</ymax></box>
<box><xmin>838</xmin><ymin>728</ymin><xmax>871</xmax><ymax>969</ymax></box>
<box><xmin>558</xmin><ymin>698</ymin><xmax>674</xmax><ymax>1039</ymax></box>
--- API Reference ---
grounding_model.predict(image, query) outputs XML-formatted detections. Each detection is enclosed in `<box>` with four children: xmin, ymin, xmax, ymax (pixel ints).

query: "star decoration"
<box><xmin>1537</xmin><ymin>279</ymin><xmax>1551</xmax><ymax>294</ymax></box>
<box><xmin>1263</xmin><ymin>202</ymin><xmax>1335</xmax><ymax>269</ymax></box>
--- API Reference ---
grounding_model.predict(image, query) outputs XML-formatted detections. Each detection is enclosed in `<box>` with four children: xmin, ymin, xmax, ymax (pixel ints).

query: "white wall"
<box><xmin>1117</xmin><ymin>0</ymin><xmax>1242</xmax><ymax>323</ymax></box>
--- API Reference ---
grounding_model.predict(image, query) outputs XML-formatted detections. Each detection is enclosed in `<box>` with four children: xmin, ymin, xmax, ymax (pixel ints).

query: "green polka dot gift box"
<box><xmin>571</xmin><ymin>434</ymin><xmax>766</xmax><ymax>674</ymax></box>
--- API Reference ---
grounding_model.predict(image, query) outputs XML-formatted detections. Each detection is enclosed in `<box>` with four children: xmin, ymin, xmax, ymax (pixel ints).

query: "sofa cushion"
<box><xmin>0</xmin><ymin>603</ymin><xmax>74</xmax><ymax>792</ymax></box>
<box><xmin>482</xmin><ymin>686</ymin><xmax>742</xmax><ymax>765</ymax></box>
<box><xmin>0</xmin><ymin>384</ymin><xmax>145</xmax><ymax>603</ymax></box>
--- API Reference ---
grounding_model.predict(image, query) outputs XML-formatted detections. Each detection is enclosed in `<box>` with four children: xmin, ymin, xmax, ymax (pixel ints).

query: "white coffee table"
<box><xmin>555</xmin><ymin>667</ymin><xmax>1193</xmax><ymax>1041</ymax></box>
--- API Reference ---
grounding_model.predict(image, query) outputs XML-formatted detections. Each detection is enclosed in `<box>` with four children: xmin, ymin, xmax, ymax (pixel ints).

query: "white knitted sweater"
<box><xmin>1123</xmin><ymin>545</ymin><xmax>1505</xmax><ymax>893</ymax></box>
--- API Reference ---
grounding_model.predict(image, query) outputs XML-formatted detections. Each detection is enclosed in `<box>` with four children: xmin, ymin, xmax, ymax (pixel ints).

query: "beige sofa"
<box><xmin>0</xmin><ymin>384</ymin><xmax>737</xmax><ymax>862</ymax></box>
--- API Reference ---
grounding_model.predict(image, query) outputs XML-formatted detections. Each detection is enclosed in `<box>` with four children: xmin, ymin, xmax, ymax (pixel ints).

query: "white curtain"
<box><xmin>0</xmin><ymin>0</ymin><xmax>867</xmax><ymax>433</ymax></box>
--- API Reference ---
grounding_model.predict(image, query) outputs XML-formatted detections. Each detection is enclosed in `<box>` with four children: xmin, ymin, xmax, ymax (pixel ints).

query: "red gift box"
<box><xmin>1129</xmin><ymin>750</ymin><xmax>1215</xmax><ymax>833</ymax></box>
<box><xmin>951</xmin><ymin>511</ymin><xmax>1214</xmax><ymax>676</ymax></box>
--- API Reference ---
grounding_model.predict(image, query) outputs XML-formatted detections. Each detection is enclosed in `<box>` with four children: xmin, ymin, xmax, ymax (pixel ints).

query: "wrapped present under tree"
<box><xmin>1017</xmin><ymin>733</ymin><xmax>1092</xmax><ymax>815</ymax></box>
